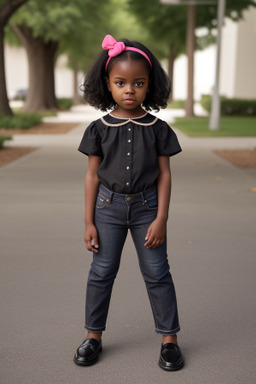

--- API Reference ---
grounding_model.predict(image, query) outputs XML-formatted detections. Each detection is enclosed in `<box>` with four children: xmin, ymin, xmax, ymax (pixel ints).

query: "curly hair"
<box><xmin>81</xmin><ymin>38</ymin><xmax>171</xmax><ymax>112</ymax></box>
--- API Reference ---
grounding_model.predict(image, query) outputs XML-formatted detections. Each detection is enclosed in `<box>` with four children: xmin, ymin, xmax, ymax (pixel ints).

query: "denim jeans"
<box><xmin>85</xmin><ymin>183</ymin><xmax>180</xmax><ymax>335</ymax></box>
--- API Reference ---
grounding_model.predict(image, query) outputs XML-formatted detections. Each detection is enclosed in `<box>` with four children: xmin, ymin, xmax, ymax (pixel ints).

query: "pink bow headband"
<box><xmin>102</xmin><ymin>35</ymin><xmax>152</xmax><ymax>71</ymax></box>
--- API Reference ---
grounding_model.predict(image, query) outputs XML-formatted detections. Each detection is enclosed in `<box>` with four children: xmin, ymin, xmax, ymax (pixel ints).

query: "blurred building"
<box><xmin>5</xmin><ymin>47</ymin><xmax>76</xmax><ymax>100</ymax></box>
<box><xmin>220</xmin><ymin>6</ymin><xmax>256</xmax><ymax>99</ymax></box>
<box><xmin>5</xmin><ymin>6</ymin><xmax>256</xmax><ymax>102</ymax></box>
<box><xmin>173</xmin><ymin>6</ymin><xmax>256</xmax><ymax>100</ymax></box>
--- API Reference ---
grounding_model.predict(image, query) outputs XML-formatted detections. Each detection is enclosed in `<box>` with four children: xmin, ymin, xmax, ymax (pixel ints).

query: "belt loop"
<box><xmin>109</xmin><ymin>190</ymin><xmax>114</xmax><ymax>203</ymax></box>
<box><xmin>140</xmin><ymin>191</ymin><xmax>146</xmax><ymax>204</ymax></box>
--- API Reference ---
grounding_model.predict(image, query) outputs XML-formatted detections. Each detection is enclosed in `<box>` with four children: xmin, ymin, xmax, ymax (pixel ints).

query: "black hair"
<box><xmin>81</xmin><ymin>38</ymin><xmax>171</xmax><ymax>112</ymax></box>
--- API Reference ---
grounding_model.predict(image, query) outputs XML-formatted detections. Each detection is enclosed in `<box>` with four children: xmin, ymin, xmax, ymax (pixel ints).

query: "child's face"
<box><xmin>105</xmin><ymin>58</ymin><xmax>150</xmax><ymax>117</ymax></box>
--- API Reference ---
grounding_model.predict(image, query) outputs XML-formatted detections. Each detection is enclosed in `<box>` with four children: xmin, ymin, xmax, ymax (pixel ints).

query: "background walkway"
<box><xmin>1</xmin><ymin>106</ymin><xmax>256</xmax><ymax>383</ymax></box>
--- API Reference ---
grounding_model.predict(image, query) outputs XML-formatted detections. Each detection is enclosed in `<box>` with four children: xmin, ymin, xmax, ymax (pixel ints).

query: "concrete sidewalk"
<box><xmin>1</xmin><ymin>106</ymin><xmax>256</xmax><ymax>383</ymax></box>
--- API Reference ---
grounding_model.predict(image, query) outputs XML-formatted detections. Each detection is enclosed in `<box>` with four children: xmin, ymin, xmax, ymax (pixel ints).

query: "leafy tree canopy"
<box><xmin>9</xmin><ymin>0</ymin><xmax>111</xmax><ymax>71</ymax></box>
<box><xmin>128</xmin><ymin>0</ymin><xmax>256</xmax><ymax>57</ymax></box>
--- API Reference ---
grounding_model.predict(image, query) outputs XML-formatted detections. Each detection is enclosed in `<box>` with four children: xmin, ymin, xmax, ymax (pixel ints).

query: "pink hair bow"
<box><xmin>102</xmin><ymin>34</ymin><xmax>152</xmax><ymax>71</ymax></box>
<box><xmin>102</xmin><ymin>35</ymin><xmax>126</xmax><ymax>58</ymax></box>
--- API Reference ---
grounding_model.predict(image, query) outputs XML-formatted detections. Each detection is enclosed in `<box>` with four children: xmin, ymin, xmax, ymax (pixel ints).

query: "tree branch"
<box><xmin>0</xmin><ymin>0</ymin><xmax>28</xmax><ymax>26</ymax></box>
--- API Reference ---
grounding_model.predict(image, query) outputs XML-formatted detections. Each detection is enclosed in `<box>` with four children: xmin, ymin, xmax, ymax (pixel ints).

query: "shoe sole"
<box><xmin>158</xmin><ymin>355</ymin><xmax>184</xmax><ymax>371</ymax></box>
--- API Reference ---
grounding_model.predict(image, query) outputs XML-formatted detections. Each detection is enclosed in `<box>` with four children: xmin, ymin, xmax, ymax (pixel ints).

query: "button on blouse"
<box><xmin>78</xmin><ymin>112</ymin><xmax>182</xmax><ymax>194</ymax></box>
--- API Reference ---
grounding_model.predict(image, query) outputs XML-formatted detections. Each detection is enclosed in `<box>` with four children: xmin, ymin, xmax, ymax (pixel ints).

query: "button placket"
<box><xmin>125</xmin><ymin>126</ymin><xmax>133</xmax><ymax>190</ymax></box>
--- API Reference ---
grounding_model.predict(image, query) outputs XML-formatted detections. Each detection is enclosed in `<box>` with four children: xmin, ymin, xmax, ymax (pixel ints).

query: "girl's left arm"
<box><xmin>144</xmin><ymin>156</ymin><xmax>171</xmax><ymax>248</ymax></box>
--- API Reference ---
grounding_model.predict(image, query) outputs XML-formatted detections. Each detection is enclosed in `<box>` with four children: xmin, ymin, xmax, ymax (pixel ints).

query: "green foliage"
<box><xmin>173</xmin><ymin>116</ymin><xmax>256</xmax><ymax>137</ymax></box>
<box><xmin>128</xmin><ymin>0</ymin><xmax>187</xmax><ymax>59</ymax></box>
<box><xmin>221</xmin><ymin>99</ymin><xmax>256</xmax><ymax>116</ymax></box>
<box><xmin>196</xmin><ymin>0</ymin><xmax>256</xmax><ymax>30</ymax></box>
<box><xmin>12</xmin><ymin>1</ymin><xmax>90</xmax><ymax>41</ymax></box>
<box><xmin>201</xmin><ymin>95</ymin><xmax>256</xmax><ymax>116</ymax></box>
<box><xmin>196</xmin><ymin>33</ymin><xmax>216</xmax><ymax>51</ymax></box>
<box><xmin>105</xmin><ymin>0</ymin><xmax>150</xmax><ymax>42</ymax></box>
<box><xmin>10</xmin><ymin>0</ymin><xmax>111</xmax><ymax>72</ymax></box>
<box><xmin>168</xmin><ymin>100</ymin><xmax>185</xmax><ymax>109</ymax></box>
<box><xmin>0</xmin><ymin>112</ymin><xmax>42</xmax><ymax>129</ymax></box>
<box><xmin>57</xmin><ymin>98</ymin><xmax>73</xmax><ymax>110</ymax></box>
<box><xmin>128</xmin><ymin>0</ymin><xmax>256</xmax><ymax>59</ymax></box>
<box><xmin>0</xmin><ymin>136</ymin><xmax>12</xmax><ymax>148</ymax></box>
<box><xmin>200</xmin><ymin>94</ymin><xmax>212</xmax><ymax>112</ymax></box>
<box><xmin>225</xmin><ymin>0</ymin><xmax>256</xmax><ymax>21</ymax></box>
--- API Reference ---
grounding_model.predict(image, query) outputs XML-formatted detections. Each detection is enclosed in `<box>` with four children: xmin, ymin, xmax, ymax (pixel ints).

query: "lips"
<box><xmin>124</xmin><ymin>98</ymin><xmax>135</xmax><ymax>104</ymax></box>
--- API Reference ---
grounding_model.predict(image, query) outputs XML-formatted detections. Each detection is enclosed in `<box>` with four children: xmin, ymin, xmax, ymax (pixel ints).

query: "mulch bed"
<box><xmin>0</xmin><ymin>122</ymin><xmax>78</xmax><ymax>167</ymax></box>
<box><xmin>0</xmin><ymin>147</ymin><xmax>38</xmax><ymax>167</ymax></box>
<box><xmin>0</xmin><ymin>122</ymin><xmax>78</xmax><ymax>135</ymax></box>
<box><xmin>214</xmin><ymin>149</ymin><xmax>256</xmax><ymax>168</ymax></box>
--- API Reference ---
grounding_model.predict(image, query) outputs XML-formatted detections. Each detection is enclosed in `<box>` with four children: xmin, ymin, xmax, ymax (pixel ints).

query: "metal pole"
<box><xmin>185</xmin><ymin>4</ymin><xmax>196</xmax><ymax>117</ymax></box>
<box><xmin>209</xmin><ymin>0</ymin><xmax>226</xmax><ymax>130</ymax></box>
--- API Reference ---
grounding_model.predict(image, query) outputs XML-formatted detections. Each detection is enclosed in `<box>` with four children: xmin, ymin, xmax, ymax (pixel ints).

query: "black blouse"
<box><xmin>78</xmin><ymin>112</ymin><xmax>182</xmax><ymax>194</ymax></box>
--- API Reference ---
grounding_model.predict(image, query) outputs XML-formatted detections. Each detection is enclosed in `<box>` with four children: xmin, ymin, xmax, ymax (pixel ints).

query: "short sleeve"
<box><xmin>78</xmin><ymin>122</ymin><xmax>102</xmax><ymax>157</ymax></box>
<box><xmin>156</xmin><ymin>122</ymin><xmax>182</xmax><ymax>157</ymax></box>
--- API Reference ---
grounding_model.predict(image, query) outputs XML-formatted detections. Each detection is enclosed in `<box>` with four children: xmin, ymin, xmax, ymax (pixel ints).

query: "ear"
<box><xmin>105</xmin><ymin>76</ymin><xmax>111</xmax><ymax>92</ymax></box>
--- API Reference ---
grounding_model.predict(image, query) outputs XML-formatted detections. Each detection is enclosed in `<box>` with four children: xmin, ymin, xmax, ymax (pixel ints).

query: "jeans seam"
<box><xmin>145</xmin><ymin>285</ymin><xmax>159</xmax><ymax>330</ymax></box>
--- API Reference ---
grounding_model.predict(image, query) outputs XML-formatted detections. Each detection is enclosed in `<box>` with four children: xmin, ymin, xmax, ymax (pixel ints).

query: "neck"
<box><xmin>111</xmin><ymin>106</ymin><xmax>146</xmax><ymax>119</ymax></box>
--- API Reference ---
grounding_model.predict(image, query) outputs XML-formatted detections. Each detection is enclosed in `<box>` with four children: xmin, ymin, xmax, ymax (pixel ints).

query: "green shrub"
<box><xmin>200</xmin><ymin>95</ymin><xmax>256</xmax><ymax>116</ymax></box>
<box><xmin>221</xmin><ymin>98</ymin><xmax>256</xmax><ymax>116</ymax></box>
<box><xmin>0</xmin><ymin>136</ymin><xmax>12</xmax><ymax>148</ymax></box>
<box><xmin>0</xmin><ymin>113</ymin><xmax>42</xmax><ymax>129</ymax></box>
<box><xmin>200</xmin><ymin>94</ymin><xmax>212</xmax><ymax>113</ymax></box>
<box><xmin>168</xmin><ymin>99</ymin><xmax>185</xmax><ymax>109</ymax></box>
<box><xmin>57</xmin><ymin>98</ymin><xmax>73</xmax><ymax>110</ymax></box>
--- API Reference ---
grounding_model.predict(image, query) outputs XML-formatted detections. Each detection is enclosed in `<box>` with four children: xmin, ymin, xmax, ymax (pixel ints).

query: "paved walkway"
<box><xmin>1</xmin><ymin>106</ymin><xmax>256</xmax><ymax>384</ymax></box>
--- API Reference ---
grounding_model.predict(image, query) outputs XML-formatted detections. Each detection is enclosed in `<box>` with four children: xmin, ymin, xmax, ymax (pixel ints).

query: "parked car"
<box><xmin>12</xmin><ymin>88</ymin><xmax>28</xmax><ymax>101</ymax></box>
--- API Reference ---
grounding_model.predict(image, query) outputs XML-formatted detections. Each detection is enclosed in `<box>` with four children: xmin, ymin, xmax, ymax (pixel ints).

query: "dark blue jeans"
<box><xmin>85</xmin><ymin>183</ymin><xmax>180</xmax><ymax>335</ymax></box>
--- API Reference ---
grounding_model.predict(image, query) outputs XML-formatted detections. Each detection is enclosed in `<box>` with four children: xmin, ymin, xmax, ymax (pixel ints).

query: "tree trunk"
<box><xmin>44</xmin><ymin>40</ymin><xmax>59</xmax><ymax>110</ymax></box>
<box><xmin>0</xmin><ymin>24</ymin><xmax>13</xmax><ymax>115</ymax></box>
<box><xmin>185</xmin><ymin>4</ymin><xmax>196</xmax><ymax>117</ymax></box>
<box><xmin>0</xmin><ymin>0</ymin><xmax>28</xmax><ymax>116</ymax></box>
<box><xmin>167</xmin><ymin>44</ymin><xmax>176</xmax><ymax>102</ymax></box>
<box><xmin>72</xmin><ymin>65</ymin><xmax>80</xmax><ymax>106</ymax></box>
<box><xmin>12</xmin><ymin>25</ymin><xmax>58</xmax><ymax>112</ymax></box>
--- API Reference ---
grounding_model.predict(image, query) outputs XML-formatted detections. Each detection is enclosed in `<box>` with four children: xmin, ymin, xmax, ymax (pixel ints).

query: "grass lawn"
<box><xmin>172</xmin><ymin>116</ymin><xmax>256</xmax><ymax>137</ymax></box>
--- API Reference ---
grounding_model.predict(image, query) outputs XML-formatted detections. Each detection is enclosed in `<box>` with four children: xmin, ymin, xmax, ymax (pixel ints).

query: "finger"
<box><xmin>144</xmin><ymin>235</ymin><xmax>152</xmax><ymax>247</ymax></box>
<box><xmin>85</xmin><ymin>239</ymin><xmax>92</xmax><ymax>251</ymax></box>
<box><xmin>146</xmin><ymin>236</ymin><xmax>163</xmax><ymax>248</ymax></box>
<box><xmin>87</xmin><ymin>244</ymin><xmax>99</xmax><ymax>253</ymax></box>
<box><xmin>85</xmin><ymin>238</ymin><xmax>98</xmax><ymax>253</ymax></box>
<box><xmin>145</xmin><ymin>230</ymin><xmax>150</xmax><ymax>241</ymax></box>
<box><xmin>91</xmin><ymin>237</ymin><xmax>99</xmax><ymax>249</ymax></box>
<box><xmin>144</xmin><ymin>237</ymin><xmax>156</xmax><ymax>248</ymax></box>
<box><xmin>152</xmin><ymin>241</ymin><xmax>161</xmax><ymax>248</ymax></box>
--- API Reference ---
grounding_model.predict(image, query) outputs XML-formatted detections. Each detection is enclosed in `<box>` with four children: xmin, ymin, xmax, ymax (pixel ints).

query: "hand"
<box><xmin>84</xmin><ymin>223</ymin><xmax>99</xmax><ymax>253</ymax></box>
<box><xmin>144</xmin><ymin>218</ymin><xmax>166</xmax><ymax>249</ymax></box>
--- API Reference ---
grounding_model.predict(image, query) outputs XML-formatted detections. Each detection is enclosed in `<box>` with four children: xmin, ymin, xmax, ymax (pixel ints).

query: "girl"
<box><xmin>74</xmin><ymin>35</ymin><xmax>184</xmax><ymax>371</ymax></box>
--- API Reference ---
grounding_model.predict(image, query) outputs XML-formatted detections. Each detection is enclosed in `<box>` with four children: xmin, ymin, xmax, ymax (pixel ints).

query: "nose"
<box><xmin>125</xmin><ymin>83</ymin><xmax>134</xmax><ymax>94</ymax></box>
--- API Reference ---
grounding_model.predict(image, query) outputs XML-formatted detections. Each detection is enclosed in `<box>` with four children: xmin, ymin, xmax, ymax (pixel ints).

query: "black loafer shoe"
<box><xmin>159</xmin><ymin>343</ymin><xmax>184</xmax><ymax>371</ymax></box>
<box><xmin>74</xmin><ymin>338</ymin><xmax>102</xmax><ymax>366</ymax></box>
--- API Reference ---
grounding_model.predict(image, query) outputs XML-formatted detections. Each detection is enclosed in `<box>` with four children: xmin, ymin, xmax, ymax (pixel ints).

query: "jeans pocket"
<box><xmin>145</xmin><ymin>194</ymin><xmax>158</xmax><ymax>210</ymax></box>
<box><xmin>95</xmin><ymin>194</ymin><xmax>111</xmax><ymax>209</ymax></box>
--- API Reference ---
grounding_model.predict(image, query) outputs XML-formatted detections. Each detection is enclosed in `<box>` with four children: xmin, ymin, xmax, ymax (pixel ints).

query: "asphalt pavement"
<box><xmin>1</xmin><ymin>105</ymin><xmax>256</xmax><ymax>384</ymax></box>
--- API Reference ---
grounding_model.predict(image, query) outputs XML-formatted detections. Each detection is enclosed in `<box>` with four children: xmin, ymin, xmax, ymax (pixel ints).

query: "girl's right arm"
<box><xmin>84</xmin><ymin>155</ymin><xmax>102</xmax><ymax>253</ymax></box>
